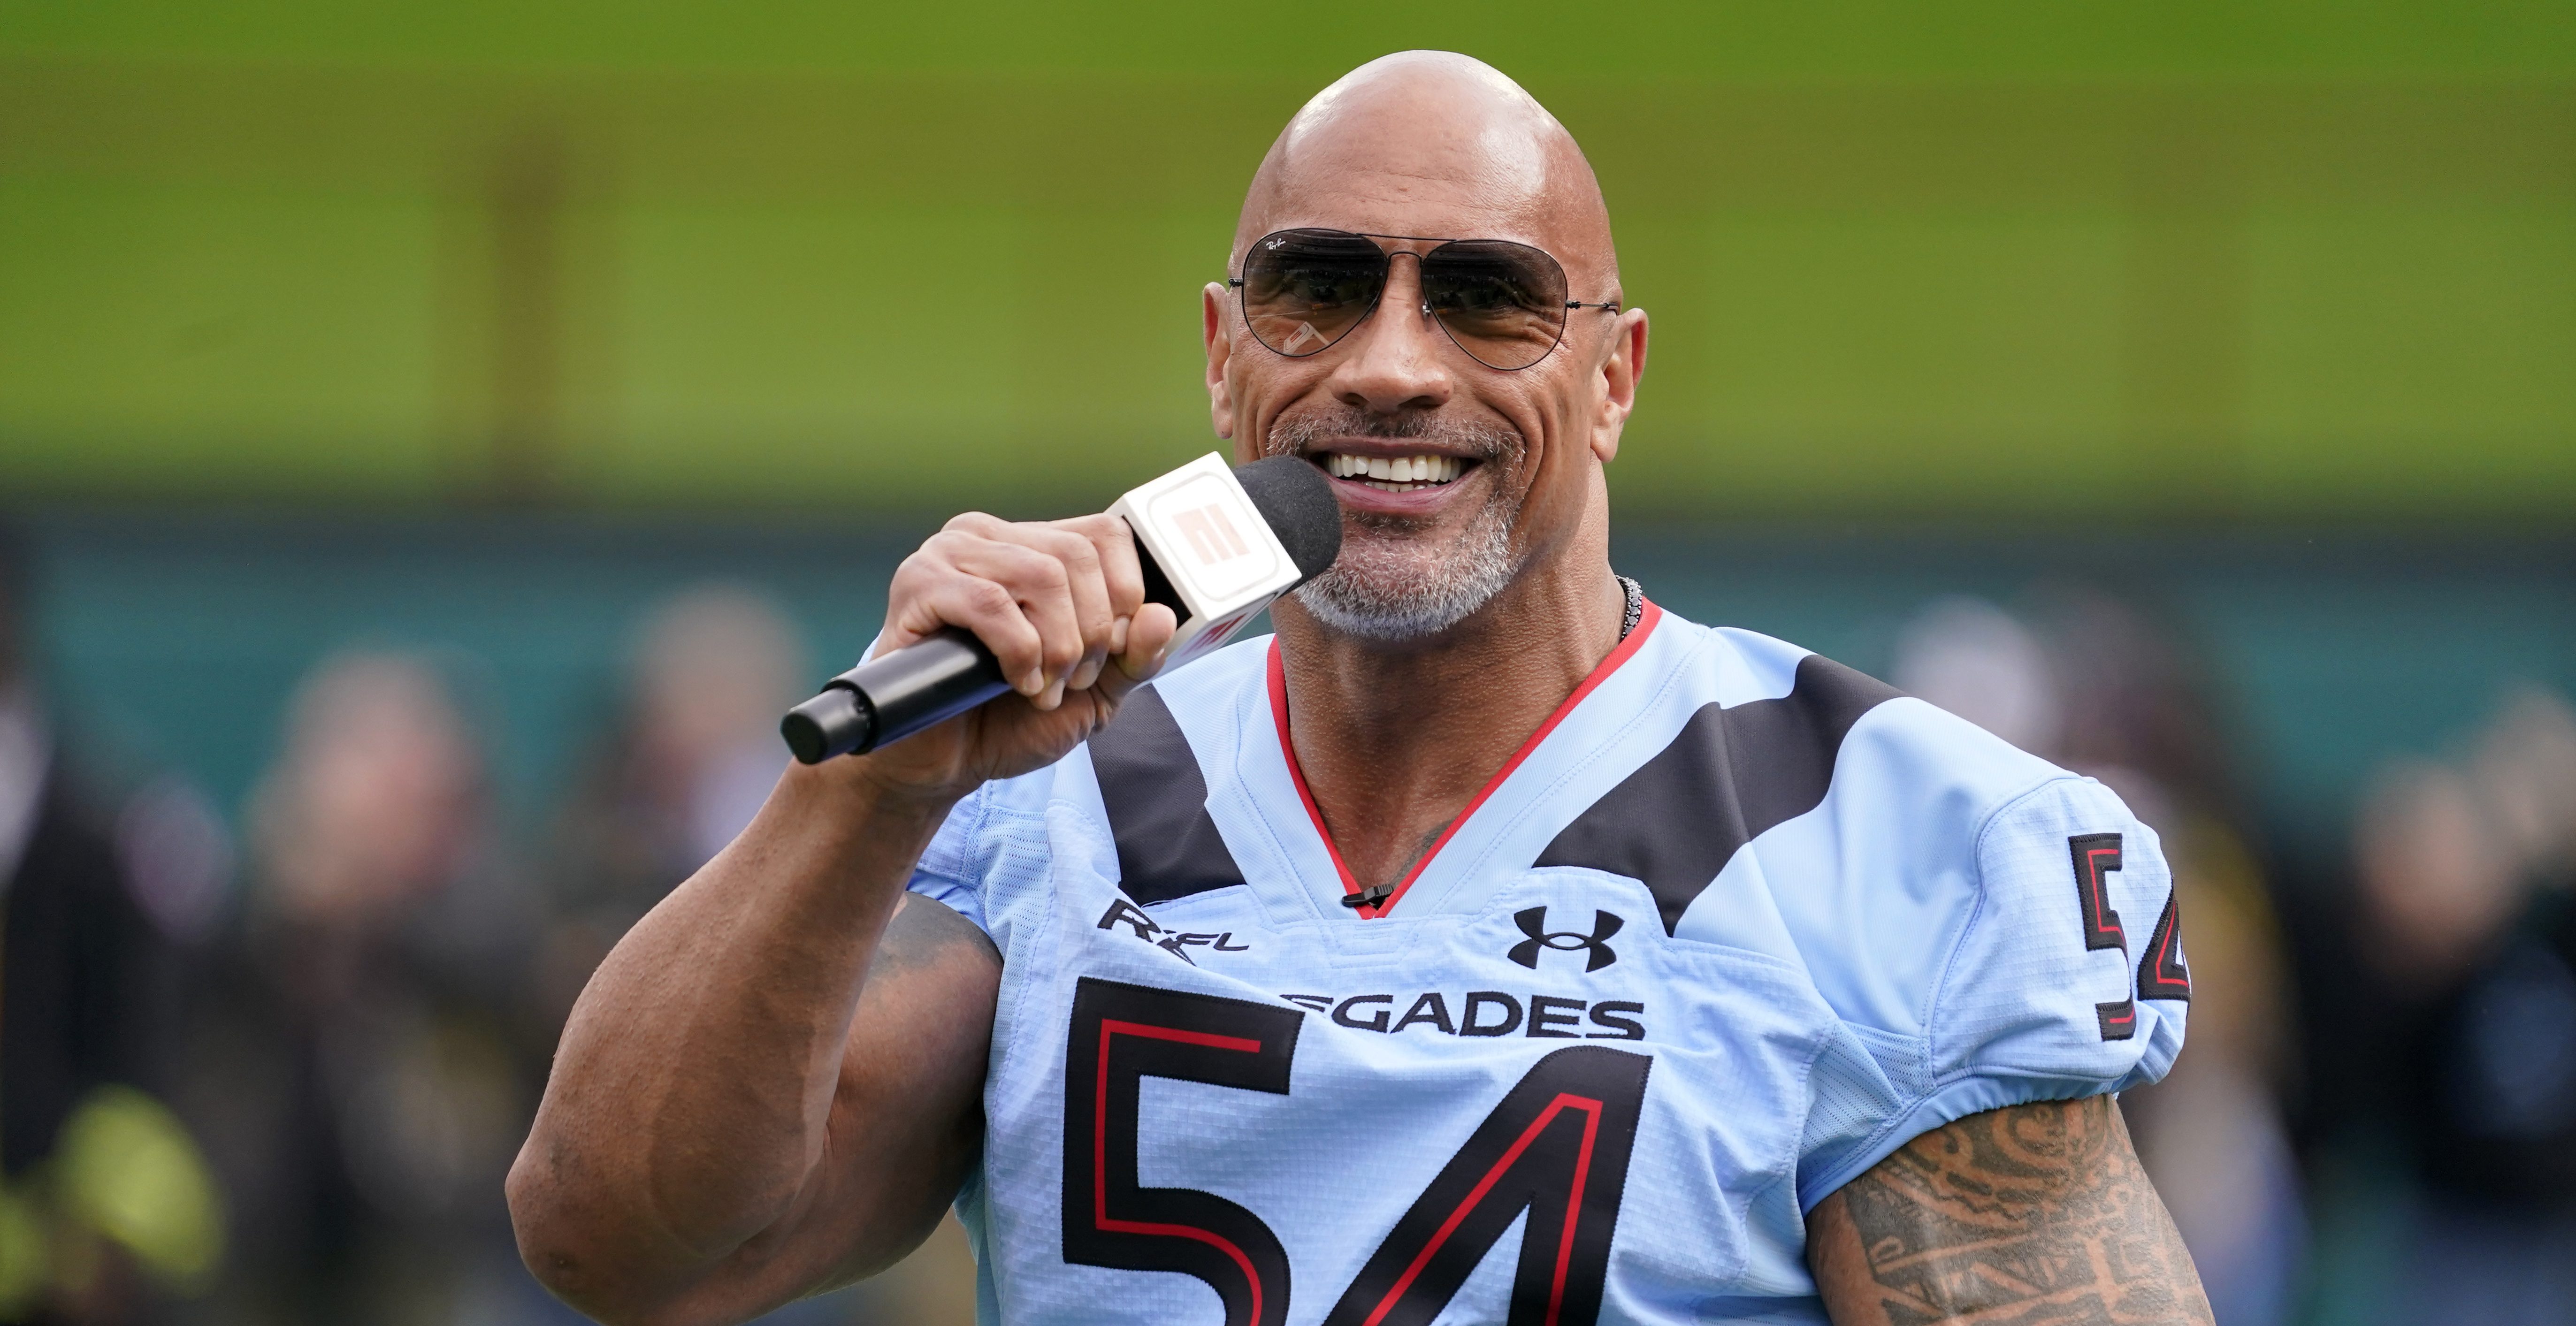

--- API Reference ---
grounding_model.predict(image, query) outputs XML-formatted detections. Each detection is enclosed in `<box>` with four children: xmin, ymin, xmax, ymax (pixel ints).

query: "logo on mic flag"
<box><xmin>1172</xmin><ymin>503</ymin><xmax>1254</xmax><ymax>566</ymax></box>
<box><xmin>1111</xmin><ymin>453</ymin><xmax>1306</xmax><ymax>670</ymax></box>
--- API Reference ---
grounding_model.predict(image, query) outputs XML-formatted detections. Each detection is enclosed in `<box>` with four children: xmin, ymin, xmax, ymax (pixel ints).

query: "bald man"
<box><xmin>510</xmin><ymin>53</ymin><xmax>2209</xmax><ymax>1326</ymax></box>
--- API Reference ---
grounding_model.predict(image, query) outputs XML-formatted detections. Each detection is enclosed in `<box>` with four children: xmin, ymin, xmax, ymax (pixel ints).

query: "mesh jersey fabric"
<box><xmin>902</xmin><ymin>607</ymin><xmax>2185</xmax><ymax>1326</ymax></box>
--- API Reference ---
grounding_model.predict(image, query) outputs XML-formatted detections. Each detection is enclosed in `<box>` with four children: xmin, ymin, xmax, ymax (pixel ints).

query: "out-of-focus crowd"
<box><xmin>0</xmin><ymin>537</ymin><xmax>971</xmax><ymax>1326</ymax></box>
<box><xmin>3</xmin><ymin>532</ymin><xmax>2573</xmax><ymax>1326</ymax></box>
<box><xmin>1890</xmin><ymin>589</ymin><xmax>2576</xmax><ymax>1326</ymax></box>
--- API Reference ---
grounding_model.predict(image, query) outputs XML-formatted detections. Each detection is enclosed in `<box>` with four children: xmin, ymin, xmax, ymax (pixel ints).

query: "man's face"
<box><xmin>1203</xmin><ymin>117</ymin><xmax>1640</xmax><ymax>643</ymax></box>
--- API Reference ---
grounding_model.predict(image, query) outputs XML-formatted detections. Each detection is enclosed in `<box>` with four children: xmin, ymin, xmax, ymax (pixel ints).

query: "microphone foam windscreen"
<box><xmin>1231</xmin><ymin>456</ymin><xmax>1343</xmax><ymax>587</ymax></box>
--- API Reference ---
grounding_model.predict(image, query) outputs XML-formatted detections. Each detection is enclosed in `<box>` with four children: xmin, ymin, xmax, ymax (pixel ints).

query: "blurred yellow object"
<box><xmin>55</xmin><ymin>1086</ymin><xmax>224</xmax><ymax>1292</ymax></box>
<box><xmin>0</xmin><ymin>1183</ymin><xmax>46</xmax><ymax>1316</ymax></box>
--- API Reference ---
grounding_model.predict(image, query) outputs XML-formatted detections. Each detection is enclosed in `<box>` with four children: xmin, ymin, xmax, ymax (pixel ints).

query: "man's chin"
<box><xmin>1291</xmin><ymin>536</ymin><xmax>1520</xmax><ymax>644</ymax></box>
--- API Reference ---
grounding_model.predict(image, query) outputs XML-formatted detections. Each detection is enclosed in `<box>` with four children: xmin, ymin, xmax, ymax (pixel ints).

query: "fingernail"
<box><xmin>1021</xmin><ymin>670</ymin><xmax>1045</xmax><ymax>695</ymax></box>
<box><xmin>1110</xmin><ymin>617</ymin><xmax>1131</xmax><ymax>655</ymax></box>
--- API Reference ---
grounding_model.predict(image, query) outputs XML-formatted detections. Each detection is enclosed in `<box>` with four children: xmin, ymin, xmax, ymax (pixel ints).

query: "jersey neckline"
<box><xmin>1263</xmin><ymin>600</ymin><xmax>1666</xmax><ymax>920</ymax></box>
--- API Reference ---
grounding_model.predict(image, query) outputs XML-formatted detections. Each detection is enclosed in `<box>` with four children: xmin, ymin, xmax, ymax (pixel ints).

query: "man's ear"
<box><xmin>1203</xmin><ymin>282</ymin><xmax>1236</xmax><ymax>439</ymax></box>
<box><xmin>1589</xmin><ymin>306</ymin><xmax>1648</xmax><ymax>464</ymax></box>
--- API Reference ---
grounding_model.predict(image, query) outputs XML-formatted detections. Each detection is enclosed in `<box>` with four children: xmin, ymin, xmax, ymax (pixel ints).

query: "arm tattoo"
<box><xmin>872</xmin><ymin>893</ymin><xmax>1001</xmax><ymax>981</ymax></box>
<box><xmin>1810</xmin><ymin>1096</ymin><xmax>2212</xmax><ymax>1326</ymax></box>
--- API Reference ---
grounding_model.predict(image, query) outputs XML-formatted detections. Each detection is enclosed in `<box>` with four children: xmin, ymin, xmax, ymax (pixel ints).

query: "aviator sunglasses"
<box><xmin>1229</xmin><ymin>228</ymin><xmax>1620</xmax><ymax>372</ymax></box>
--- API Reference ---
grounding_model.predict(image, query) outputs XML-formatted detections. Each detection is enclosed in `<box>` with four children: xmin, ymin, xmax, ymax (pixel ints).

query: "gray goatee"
<box><xmin>1267</xmin><ymin>412</ymin><xmax>1527</xmax><ymax>642</ymax></box>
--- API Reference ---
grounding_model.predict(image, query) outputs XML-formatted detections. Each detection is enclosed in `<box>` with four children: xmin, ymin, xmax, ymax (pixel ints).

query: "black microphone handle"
<box><xmin>780</xmin><ymin>539</ymin><xmax>1192</xmax><ymax>765</ymax></box>
<box><xmin>780</xmin><ymin>628</ymin><xmax>1010</xmax><ymax>764</ymax></box>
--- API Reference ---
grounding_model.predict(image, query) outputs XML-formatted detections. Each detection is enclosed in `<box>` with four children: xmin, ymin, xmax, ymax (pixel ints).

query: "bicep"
<box><xmin>816</xmin><ymin>893</ymin><xmax>1001</xmax><ymax>1269</ymax></box>
<box><xmin>1805</xmin><ymin>1096</ymin><xmax>2211</xmax><ymax>1326</ymax></box>
<box><xmin>674</xmin><ymin>894</ymin><xmax>1002</xmax><ymax>1322</ymax></box>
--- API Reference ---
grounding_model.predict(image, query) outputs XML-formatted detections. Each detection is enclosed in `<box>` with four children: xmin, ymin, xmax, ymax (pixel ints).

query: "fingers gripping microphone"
<box><xmin>781</xmin><ymin>454</ymin><xmax>1341</xmax><ymax>764</ymax></box>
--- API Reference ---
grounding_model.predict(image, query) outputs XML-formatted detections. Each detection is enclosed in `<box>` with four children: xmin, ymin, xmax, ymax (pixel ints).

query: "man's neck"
<box><xmin>1270</xmin><ymin>556</ymin><xmax>1627</xmax><ymax>892</ymax></box>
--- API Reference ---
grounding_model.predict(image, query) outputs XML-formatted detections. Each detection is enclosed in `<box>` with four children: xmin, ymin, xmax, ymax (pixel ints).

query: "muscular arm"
<box><xmin>508</xmin><ymin>770</ymin><xmax>1001</xmax><ymax>1326</ymax></box>
<box><xmin>1807</xmin><ymin>1096</ymin><xmax>2212</xmax><ymax>1326</ymax></box>
<box><xmin>507</xmin><ymin>511</ymin><xmax>1175</xmax><ymax>1326</ymax></box>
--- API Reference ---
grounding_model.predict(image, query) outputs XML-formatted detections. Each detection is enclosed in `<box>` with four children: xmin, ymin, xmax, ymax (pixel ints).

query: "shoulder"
<box><xmin>1549</xmin><ymin>613</ymin><xmax>2097</xmax><ymax>943</ymax></box>
<box><xmin>1666</xmin><ymin>614</ymin><xmax>2073</xmax><ymax>823</ymax></box>
<box><xmin>1607</xmin><ymin>614</ymin><xmax>2163</xmax><ymax>1020</ymax></box>
<box><xmin>1654</xmin><ymin>613</ymin><xmax>2105</xmax><ymax>867</ymax></box>
<box><xmin>1625</xmin><ymin>618</ymin><xmax>2183</xmax><ymax>1206</ymax></box>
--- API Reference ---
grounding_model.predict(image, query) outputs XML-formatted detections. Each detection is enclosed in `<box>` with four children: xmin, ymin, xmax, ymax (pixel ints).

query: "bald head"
<box><xmin>1236</xmin><ymin>52</ymin><xmax>1617</xmax><ymax>290</ymax></box>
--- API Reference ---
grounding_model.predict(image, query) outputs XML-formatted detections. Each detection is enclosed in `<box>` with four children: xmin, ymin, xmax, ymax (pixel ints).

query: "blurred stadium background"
<box><xmin>3</xmin><ymin>2</ymin><xmax>2573</xmax><ymax>1323</ymax></box>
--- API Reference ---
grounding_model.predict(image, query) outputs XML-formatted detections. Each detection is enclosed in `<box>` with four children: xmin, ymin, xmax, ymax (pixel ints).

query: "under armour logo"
<box><xmin>1507</xmin><ymin>906</ymin><xmax>1622</xmax><ymax>972</ymax></box>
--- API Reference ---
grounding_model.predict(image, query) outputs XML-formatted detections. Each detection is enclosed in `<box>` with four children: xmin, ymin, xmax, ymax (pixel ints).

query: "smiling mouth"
<box><xmin>1317</xmin><ymin>452</ymin><xmax>1470</xmax><ymax>493</ymax></box>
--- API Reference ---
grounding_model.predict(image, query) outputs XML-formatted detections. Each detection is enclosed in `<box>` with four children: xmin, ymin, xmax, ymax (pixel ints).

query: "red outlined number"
<box><xmin>2068</xmin><ymin>832</ymin><xmax>2127</xmax><ymax>953</ymax></box>
<box><xmin>1064</xmin><ymin>978</ymin><xmax>1301</xmax><ymax>1326</ymax></box>
<box><xmin>1063</xmin><ymin>979</ymin><xmax>1652</xmax><ymax>1326</ymax></box>
<box><xmin>2136</xmin><ymin>889</ymin><xmax>2191</xmax><ymax>1002</ymax></box>
<box><xmin>1322</xmin><ymin>1045</ymin><xmax>1652</xmax><ymax>1326</ymax></box>
<box><xmin>2067</xmin><ymin>833</ymin><xmax>2138</xmax><ymax>1040</ymax></box>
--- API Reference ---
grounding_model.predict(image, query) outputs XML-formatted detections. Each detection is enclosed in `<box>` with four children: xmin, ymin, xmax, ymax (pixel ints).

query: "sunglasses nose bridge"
<box><xmin>1379</xmin><ymin>249</ymin><xmax>1433</xmax><ymax>316</ymax></box>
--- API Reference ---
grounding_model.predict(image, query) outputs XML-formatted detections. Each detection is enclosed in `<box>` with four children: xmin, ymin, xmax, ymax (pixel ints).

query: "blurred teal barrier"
<box><xmin>25</xmin><ymin>514</ymin><xmax>2574</xmax><ymax>865</ymax></box>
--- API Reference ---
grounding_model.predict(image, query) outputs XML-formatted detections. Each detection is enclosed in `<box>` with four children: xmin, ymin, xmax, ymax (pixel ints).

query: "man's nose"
<box><xmin>1323</xmin><ymin>254</ymin><xmax>1454</xmax><ymax>415</ymax></box>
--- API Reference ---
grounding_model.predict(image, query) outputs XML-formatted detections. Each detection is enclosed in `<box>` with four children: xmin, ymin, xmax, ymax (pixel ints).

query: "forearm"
<box><xmin>1807</xmin><ymin>1096</ymin><xmax>2211</xmax><ymax>1326</ymax></box>
<box><xmin>509</xmin><ymin>762</ymin><xmax>957</xmax><ymax>1305</ymax></box>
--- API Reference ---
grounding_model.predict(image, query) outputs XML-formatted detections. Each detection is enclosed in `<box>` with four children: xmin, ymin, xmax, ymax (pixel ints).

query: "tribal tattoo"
<box><xmin>1807</xmin><ymin>1096</ymin><xmax>2212</xmax><ymax>1326</ymax></box>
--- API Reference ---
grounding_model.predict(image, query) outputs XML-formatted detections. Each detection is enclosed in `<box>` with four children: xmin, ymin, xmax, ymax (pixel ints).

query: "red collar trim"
<box><xmin>1265</xmin><ymin>600</ymin><xmax>1665</xmax><ymax>919</ymax></box>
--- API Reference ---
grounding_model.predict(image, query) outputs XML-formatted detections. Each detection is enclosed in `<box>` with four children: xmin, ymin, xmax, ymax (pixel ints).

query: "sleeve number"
<box><xmin>1064</xmin><ymin>976</ymin><xmax>1652</xmax><ymax>1326</ymax></box>
<box><xmin>2068</xmin><ymin>832</ymin><xmax>2188</xmax><ymax>1042</ymax></box>
<box><xmin>2066</xmin><ymin>832</ymin><xmax>2136</xmax><ymax>1041</ymax></box>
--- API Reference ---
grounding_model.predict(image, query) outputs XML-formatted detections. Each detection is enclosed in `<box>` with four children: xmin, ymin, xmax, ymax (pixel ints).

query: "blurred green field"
<box><xmin>3</xmin><ymin>0</ymin><xmax>2572</xmax><ymax>518</ymax></box>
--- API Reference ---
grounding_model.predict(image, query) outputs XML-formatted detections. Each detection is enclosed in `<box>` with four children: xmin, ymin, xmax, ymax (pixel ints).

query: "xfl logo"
<box><xmin>1508</xmin><ymin>907</ymin><xmax>1623</xmax><ymax>973</ymax></box>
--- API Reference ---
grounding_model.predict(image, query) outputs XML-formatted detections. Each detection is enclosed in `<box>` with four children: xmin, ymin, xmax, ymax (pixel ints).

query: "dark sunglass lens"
<box><xmin>1421</xmin><ymin>240</ymin><xmax>1569</xmax><ymax>369</ymax></box>
<box><xmin>1239</xmin><ymin>229</ymin><xmax>1386</xmax><ymax>357</ymax></box>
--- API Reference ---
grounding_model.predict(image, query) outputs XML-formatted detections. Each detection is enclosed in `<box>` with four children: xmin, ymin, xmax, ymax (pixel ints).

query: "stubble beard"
<box><xmin>1267</xmin><ymin>411</ymin><xmax>1529</xmax><ymax>643</ymax></box>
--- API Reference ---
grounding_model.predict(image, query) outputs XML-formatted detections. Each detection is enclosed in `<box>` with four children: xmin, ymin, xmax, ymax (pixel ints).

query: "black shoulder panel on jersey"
<box><xmin>1534</xmin><ymin>653</ymin><xmax>1901</xmax><ymax>936</ymax></box>
<box><xmin>1087</xmin><ymin>685</ymin><xmax>1248</xmax><ymax>906</ymax></box>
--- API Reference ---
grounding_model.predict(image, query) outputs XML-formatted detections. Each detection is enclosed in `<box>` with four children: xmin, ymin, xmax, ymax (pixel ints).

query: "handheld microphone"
<box><xmin>781</xmin><ymin>453</ymin><xmax>1341</xmax><ymax>763</ymax></box>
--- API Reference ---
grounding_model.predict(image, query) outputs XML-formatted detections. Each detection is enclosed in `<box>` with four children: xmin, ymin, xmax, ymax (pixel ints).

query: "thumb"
<box><xmin>1095</xmin><ymin>603</ymin><xmax>1179</xmax><ymax>705</ymax></box>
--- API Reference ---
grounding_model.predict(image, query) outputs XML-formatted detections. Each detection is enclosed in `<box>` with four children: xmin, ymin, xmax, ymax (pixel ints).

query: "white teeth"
<box><xmin>1322</xmin><ymin>452</ymin><xmax>1464</xmax><ymax>488</ymax></box>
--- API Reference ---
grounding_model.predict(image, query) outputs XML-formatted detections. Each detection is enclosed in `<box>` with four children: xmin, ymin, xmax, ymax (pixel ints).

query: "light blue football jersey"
<box><xmin>906</xmin><ymin>604</ymin><xmax>2187</xmax><ymax>1326</ymax></box>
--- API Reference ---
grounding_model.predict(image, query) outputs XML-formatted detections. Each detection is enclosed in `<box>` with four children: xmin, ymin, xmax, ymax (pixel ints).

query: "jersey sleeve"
<box><xmin>1795</xmin><ymin>774</ymin><xmax>2187</xmax><ymax>1210</ymax></box>
<box><xmin>905</xmin><ymin>783</ymin><xmax>998</xmax><ymax>934</ymax></box>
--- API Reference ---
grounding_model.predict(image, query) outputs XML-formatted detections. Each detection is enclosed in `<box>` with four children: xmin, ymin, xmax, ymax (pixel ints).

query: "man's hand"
<box><xmin>1807</xmin><ymin>1096</ymin><xmax>2213</xmax><ymax>1326</ymax></box>
<box><xmin>849</xmin><ymin>511</ymin><xmax>1179</xmax><ymax>803</ymax></box>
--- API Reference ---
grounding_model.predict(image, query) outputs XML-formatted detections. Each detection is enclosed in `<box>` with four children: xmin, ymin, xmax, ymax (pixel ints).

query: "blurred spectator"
<box><xmin>0</xmin><ymin>530</ymin><xmax>222</xmax><ymax>1324</ymax></box>
<box><xmin>2348</xmin><ymin>686</ymin><xmax>2576</xmax><ymax>1321</ymax></box>
<box><xmin>178</xmin><ymin>650</ymin><xmax>542</xmax><ymax>1325</ymax></box>
<box><xmin>1893</xmin><ymin>589</ymin><xmax>2306</xmax><ymax>1326</ymax></box>
<box><xmin>1888</xmin><ymin>596</ymin><xmax>2063</xmax><ymax>756</ymax></box>
<box><xmin>538</xmin><ymin>583</ymin><xmax>806</xmax><ymax>1022</ymax></box>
